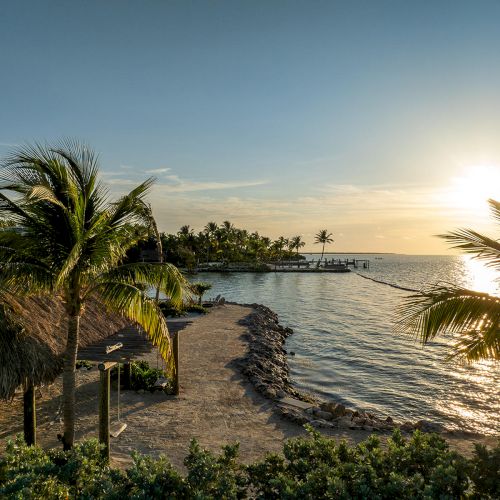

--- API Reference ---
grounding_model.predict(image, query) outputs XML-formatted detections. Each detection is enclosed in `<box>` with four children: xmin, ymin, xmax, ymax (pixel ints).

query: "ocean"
<box><xmin>196</xmin><ymin>254</ymin><xmax>499</xmax><ymax>435</ymax></box>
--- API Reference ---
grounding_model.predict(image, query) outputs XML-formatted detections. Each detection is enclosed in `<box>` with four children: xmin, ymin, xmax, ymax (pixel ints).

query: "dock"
<box><xmin>194</xmin><ymin>257</ymin><xmax>369</xmax><ymax>273</ymax></box>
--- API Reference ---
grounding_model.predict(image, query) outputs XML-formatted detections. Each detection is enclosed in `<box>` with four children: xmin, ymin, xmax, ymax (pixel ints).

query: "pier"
<box><xmin>194</xmin><ymin>257</ymin><xmax>370</xmax><ymax>273</ymax></box>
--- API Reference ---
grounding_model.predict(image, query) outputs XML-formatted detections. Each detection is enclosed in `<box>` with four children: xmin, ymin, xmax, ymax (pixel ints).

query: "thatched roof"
<box><xmin>0</xmin><ymin>295</ymin><xmax>130</xmax><ymax>399</ymax></box>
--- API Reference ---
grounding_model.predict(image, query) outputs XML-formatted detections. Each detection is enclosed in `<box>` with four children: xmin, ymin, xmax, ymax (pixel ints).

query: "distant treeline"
<box><xmin>128</xmin><ymin>221</ymin><xmax>307</xmax><ymax>269</ymax></box>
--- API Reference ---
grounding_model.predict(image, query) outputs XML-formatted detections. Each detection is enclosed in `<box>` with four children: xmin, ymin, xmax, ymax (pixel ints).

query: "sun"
<box><xmin>444</xmin><ymin>166</ymin><xmax>500</xmax><ymax>218</ymax></box>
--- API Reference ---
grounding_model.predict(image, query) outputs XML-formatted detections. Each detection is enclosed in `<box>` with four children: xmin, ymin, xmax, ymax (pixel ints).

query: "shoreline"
<box><xmin>0</xmin><ymin>303</ymin><xmax>496</xmax><ymax>467</ymax></box>
<box><xmin>237</xmin><ymin>302</ymin><xmax>495</xmax><ymax>442</ymax></box>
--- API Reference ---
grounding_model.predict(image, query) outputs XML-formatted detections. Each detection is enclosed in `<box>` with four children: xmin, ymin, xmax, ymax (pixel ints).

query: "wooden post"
<box><xmin>23</xmin><ymin>381</ymin><xmax>36</xmax><ymax>446</ymax></box>
<box><xmin>98</xmin><ymin>362</ymin><xmax>116</xmax><ymax>462</ymax></box>
<box><xmin>123</xmin><ymin>362</ymin><xmax>132</xmax><ymax>390</ymax></box>
<box><xmin>173</xmin><ymin>332</ymin><xmax>180</xmax><ymax>395</ymax></box>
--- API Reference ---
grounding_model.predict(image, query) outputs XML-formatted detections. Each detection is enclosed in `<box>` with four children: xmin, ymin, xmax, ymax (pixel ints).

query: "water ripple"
<box><xmin>197</xmin><ymin>255</ymin><xmax>499</xmax><ymax>434</ymax></box>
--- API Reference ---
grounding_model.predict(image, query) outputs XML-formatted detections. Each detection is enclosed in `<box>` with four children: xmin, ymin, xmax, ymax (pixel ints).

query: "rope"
<box><xmin>354</xmin><ymin>272</ymin><xmax>420</xmax><ymax>293</ymax></box>
<box><xmin>117</xmin><ymin>363</ymin><xmax>121</xmax><ymax>422</ymax></box>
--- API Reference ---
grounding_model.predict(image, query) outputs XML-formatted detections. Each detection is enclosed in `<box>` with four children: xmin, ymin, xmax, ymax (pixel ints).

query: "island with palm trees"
<box><xmin>133</xmin><ymin>225</ymin><xmax>362</xmax><ymax>272</ymax></box>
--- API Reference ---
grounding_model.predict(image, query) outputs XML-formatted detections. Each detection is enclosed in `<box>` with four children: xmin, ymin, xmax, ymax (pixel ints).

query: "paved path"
<box><xmin>1</xmin><ymin>304</ymin><xmax>491</xmax><ymax>469</ymax></box>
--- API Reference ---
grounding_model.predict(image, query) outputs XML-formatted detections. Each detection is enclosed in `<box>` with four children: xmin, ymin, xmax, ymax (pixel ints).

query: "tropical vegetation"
<box><xmin>0</xmin><ymin>141</ymin><xmax>188</xmax><ymax>449</ymax></box>
<box><xmin>314</xmin><ymin>229</ymin><xmax>334</xmax><ymax>265</ymax></box>
<box><xmin>190</xmin><ymin>282</ymin><xmax>212</xmax><ymax>305</ymax></box>
<box><xmin>395</xmin><ymin>198</ymin><xmax>500</xmax><ymax>363</ymax></box>
<box><xmin>1</xmin><ymin>429</ymin><xmax>498</xmax><ymax>499</ymax></box>
<box><xmin>133</xmin><ymin>221</ymin><xmax>307</xmax><ymax>269</ymax></box>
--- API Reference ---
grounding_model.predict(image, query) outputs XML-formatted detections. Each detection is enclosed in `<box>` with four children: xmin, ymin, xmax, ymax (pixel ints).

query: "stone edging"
<box><xmin>236</xmin><ymin>303</ymin><xmax>444</xmax><ymax>435</ymax></box>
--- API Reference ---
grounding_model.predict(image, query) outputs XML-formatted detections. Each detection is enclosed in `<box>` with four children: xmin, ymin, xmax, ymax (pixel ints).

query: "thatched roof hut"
<box><xmin>0</xmin><ymin>295</ymin><xmax>129</xmax><ymax>400</ymax></box>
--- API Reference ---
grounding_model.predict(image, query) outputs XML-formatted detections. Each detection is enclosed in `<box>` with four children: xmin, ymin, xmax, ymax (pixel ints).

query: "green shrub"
<box><xmin>468</xmin><ymin>441</ymin><xmax>500</xmax><ymax>499</ymax></box>
<box><xmin>0</xmin><ymin>436</ymin><xmax>125</xmax><ymax>499</ymax></box>
<box><xmin>159</xmin><ymin>300</ymin><xmax>186</xmax><ymax>318</ymax></box>
<box><xmin>1</xmin><ymin>430</ymin><xmax>498</xmax><ymax>499</ymax></box>
<box><xmin>185</xmin><ymin>304</ymin><xmax>208</xmax><ymax>314</ymax></box>
<box><xmin>111</xmin><ymin>361</ymin><xmax>172</xmax><ymax>393</ymax></box>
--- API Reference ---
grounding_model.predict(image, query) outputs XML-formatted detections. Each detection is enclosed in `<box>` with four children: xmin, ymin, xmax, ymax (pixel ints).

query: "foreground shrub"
<box><xmin>0</xmin><ymin>429</ymin><xmax>498</xmax><ymax>499</ymax></box>
<box><xmin>247</xmin><ymin>427</ymin><xmax>470</xmax><ymax>498</ymax></box>
<box><xmin>0</xmin><ymin>437</ymin><xmax>124</xmax><ymax>499</ymax></box>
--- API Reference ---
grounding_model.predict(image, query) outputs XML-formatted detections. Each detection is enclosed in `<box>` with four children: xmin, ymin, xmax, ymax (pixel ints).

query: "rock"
<box><xmin>415</xmin><ymin>420</ymin><xmax>443</xmax><ymax>433</ymax></box>
<box><xmin>289</xmin><ymin>351</ymin><xmax>296</xmax><ymax>356</ymax></box>
<box><xmin>313</xmin><ymin>409</ymin><xmax>334</xmax><ymax>421</ymax></box>
<box><xmin>385</xmin><ymin>416</ymin><xmax>393</xmax><ymax>424</ymax></box>
<box><xmin>400</xmin><ymin>421</ymin><xmax>415</xmax><ymax>433</ymax></box>
<box><xmin>277</xmin><ymin>389</ymin><xmax>287</xmax><ymax>398</ymax></box>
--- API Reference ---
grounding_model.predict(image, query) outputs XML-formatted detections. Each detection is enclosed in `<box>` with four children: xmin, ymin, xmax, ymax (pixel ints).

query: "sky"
<box><xmin>1</xmin><ymin>0</ymin><xmax>499</xmax><ymax>253</ymax></box>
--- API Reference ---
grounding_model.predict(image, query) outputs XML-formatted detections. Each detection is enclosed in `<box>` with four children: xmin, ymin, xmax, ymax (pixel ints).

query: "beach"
<box><xmin>0</xmin><ymin>304</ymin><xmax>496</xmax><ymax>470</ymax></box>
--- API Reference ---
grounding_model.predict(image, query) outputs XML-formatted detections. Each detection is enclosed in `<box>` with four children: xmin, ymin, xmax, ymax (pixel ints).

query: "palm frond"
<box><xmin>90</xmin><ymin>262</ymin><xmax>187</xmax><ymax>306</ymax></box>
<box><xmin>91</xmin><ymin>282</ymin><xmax>171</xmax><ymax>359</ymax></box>
<box><xmin>488</xmin><ymin>198</ymin><xmax>500</xmax><ymax>223</ymax></box>
<box><xmin>439</xmin><ymin>229</ymin><xmax>500</xmax><ymax>270</ymax></box>
<box><xmin>394</xmin><ymin>284</ymin><xmax>500</xmax><ymax>362</ymax></box>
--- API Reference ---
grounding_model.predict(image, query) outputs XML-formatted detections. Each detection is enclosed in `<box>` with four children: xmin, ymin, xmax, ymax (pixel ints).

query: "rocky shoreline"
<box><xmin>237</xmin><ymin>303</ymin><xmax>445</xmax><ymax>435</ymax></box>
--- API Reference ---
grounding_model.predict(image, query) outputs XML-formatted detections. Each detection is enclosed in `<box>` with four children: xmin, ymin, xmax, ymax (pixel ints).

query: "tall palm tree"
<box><xmin>314</xmin><ymin>229</ymin><xmax>334</xmax><ymax>265</ymax></box>
<box><xmin>395</xmin><ymin>198</ymin><xmax>499</xmax><ymax>363</ymax></box>
<box><xmin>290</xmin><ymin>235</ymin><xmax>306</xmax><ymax>266</ymax></box>
<box><xmin>0</xmin><ymin>141</ymin><xmax>187</xmax><ymax>449</ymax></box>
<box><xmin>203</xmin><ymin>222</ymin><xmax>218</xmax><ymax>263</ymax></box>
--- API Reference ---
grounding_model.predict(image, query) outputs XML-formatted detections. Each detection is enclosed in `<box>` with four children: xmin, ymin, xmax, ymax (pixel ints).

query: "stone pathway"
<box><xmin>0</xmin><ymin>304</ymin><xmax>493</xmax><ymax>469</ymax></box>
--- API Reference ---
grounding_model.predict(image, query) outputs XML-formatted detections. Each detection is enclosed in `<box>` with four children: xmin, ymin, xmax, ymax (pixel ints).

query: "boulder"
<box><xmin>415</xmin><ymin>420</ymin><xmax>443</xmax><ymax>433</ymax></box>
<box><xmin>313</xmin><ymin>409</ymin><xmax>334</xmax><ymax>421</ymax></box>
<box><xmin>321</xmin><ymin>402</ymin><xmax>346</xmax><ymax>417</ymax></box>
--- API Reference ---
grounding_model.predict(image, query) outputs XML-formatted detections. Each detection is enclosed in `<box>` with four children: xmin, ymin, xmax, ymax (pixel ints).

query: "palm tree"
<box><xmin>314</xmin><ymin>229</ymin><xmax>334</xmax><ymax>266</ymax></box>
<box><xmin>0</xmin><ymin>141</ymin><xmax>187</xmax><ymax>448</ymax></box>
<box><xmin>290</xmin><ymin>235</ymin><xmax>306</xmax><ymax>266</ymax></box>
<box><xmin>190</xmin><ymin>282</ymin><xmax>212</xmax><ymax>305</ymax></box>
<box><xmin>203</xmin><ymin>222</ymin><xmax>218</xmax><ymax>263</ymax></box>
<box><xmin>395</xmin><ymin>198</ymin><xmax>500</xmax><ymax>363</ymax></box>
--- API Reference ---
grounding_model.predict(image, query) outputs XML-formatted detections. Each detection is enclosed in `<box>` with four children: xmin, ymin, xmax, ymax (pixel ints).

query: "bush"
<box><xmin>111</xmin><ymin>361</ymin><xmax>172</xmax><ymax>393</ymax></box>
<box><xmin>1</xmin><ymin>429</ymin><xmax>498</xmax><ymax>499</ymax></box>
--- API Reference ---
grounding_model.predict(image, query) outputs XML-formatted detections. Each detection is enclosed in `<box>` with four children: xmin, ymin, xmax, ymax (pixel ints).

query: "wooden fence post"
<box><xmin>173</xmin><ymin>332</ymin><xmax>180</xmax><ymax>395</ymax></box>
<box><xmin>98</xmin><ymin>362</ymin><xmax>115</xmax><ymax>462</ymax></box>
<box><xmin>23</xmin><ymin>381</ymin><xmax>36</xmax><ymax>446</ymax></box>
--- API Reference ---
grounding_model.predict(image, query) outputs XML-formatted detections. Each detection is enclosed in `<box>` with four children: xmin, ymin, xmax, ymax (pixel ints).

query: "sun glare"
<box><xmin>444</xmin><ymin>166</ymin><xmax>500</xmax><ymax>218</ymax></box>
<box><xmin>462</xmin><ymin>255</ymin><xmax>500</xmax><ymax>296</ymax></box>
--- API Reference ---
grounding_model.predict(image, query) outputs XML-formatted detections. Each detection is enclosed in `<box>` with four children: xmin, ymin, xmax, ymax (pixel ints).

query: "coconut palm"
<box><xmin>0</xmin><ymin>141</ymin><xmax>187</xmax><ymax>449</ymax></box>
<box><xmin>190</xmin><ymin>282</ymin><xmax>212</xmax><ymax>305</ymax></box>
<box><xmin>395</xmin><ymin>199</ymin><xmax>500</xmax><ymax>363</ymax></box>
<box><xmin>290</xmin><ymin>236</ymin><xmax>306</xmax><ymax>266</ymax></box>
<box><xmin>314</xmin><ymin>229</ymin><xmax>334</xmax><ymax>265</ymax></box>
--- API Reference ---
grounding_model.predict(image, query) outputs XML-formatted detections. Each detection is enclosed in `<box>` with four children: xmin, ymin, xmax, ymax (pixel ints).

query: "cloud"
<box><xmin>145</xmin><ymin>167</ymin><xmax>171</xmax><ymax>174</ymax></box>
<box><xmin>155</xmin><ymin>177</ymin><xmax>269</xmax><ymax>193</ymax></box>
<box><xmin>0</xmin><ymin>142</ymin><xmax>20</xmax><ymax>148</ymax></box>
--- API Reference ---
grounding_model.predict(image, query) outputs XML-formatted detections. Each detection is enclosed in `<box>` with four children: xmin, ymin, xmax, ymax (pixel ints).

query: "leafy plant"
<box><xmin>1</xmin><ymin>430</ymin><xmax>498</xmax><ymax>499</ymax></box>
<box><xmin>111</xmin><ymin>361</ymin><xmax>171</xmax><ymax>393</ymax></box>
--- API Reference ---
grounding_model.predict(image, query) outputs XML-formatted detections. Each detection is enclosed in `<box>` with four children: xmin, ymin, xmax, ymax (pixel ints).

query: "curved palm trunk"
<box><xmin>62</xmin><ymin>313</ymin><xmax>80</xmax><ymax>450</ymax></box>
<box><xmin>320</xmin><ymin>243</ymin><xmax>325</xmax><ymax>264</ymax></box>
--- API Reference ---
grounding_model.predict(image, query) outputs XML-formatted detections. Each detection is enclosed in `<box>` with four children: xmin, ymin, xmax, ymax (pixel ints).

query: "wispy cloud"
<box><xmin>145</xmin><ymin>167</ymin><xmax>171</xmax><ymax>174</ymax></box>
<box><xmin>0</xmin><ymin>142</ymin><xmax>20</xmax><ymax>148</ymax></box>
<box><xmin>155</xmin><ymin>176</ymin><xmax>268</xmax><ymax>193</ymax></box>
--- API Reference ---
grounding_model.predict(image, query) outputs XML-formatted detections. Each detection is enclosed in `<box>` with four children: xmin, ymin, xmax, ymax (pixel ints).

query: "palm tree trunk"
<box><xmin>62</xmin><ymin>313</ymin><xmax>80</xmax><ymax>450</ymax></box>
<box><xmin>321</xmin><ymin>243</ymin><xmax>325</xmax><ymax>263</ymax></box>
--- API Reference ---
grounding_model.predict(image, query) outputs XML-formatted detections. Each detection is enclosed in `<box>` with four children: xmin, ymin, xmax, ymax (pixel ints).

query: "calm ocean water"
<box><xmin>197</xmin><ymin>254</ymin><xmax>499</xmax><ymax>435</ymax></box>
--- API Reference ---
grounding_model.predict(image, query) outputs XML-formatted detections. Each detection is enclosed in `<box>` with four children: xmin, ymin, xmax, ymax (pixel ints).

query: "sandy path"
<box><xmin>0</xmin><ymin>304</ymin><xmax>495</xmax><ymax>469</ymax></box>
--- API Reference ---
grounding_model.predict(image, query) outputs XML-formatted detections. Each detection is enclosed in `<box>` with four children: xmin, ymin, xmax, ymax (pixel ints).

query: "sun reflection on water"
<box><xmin>460</xmin><ymin>255</ymin><xmax>499</xmax><ymax>295</ymax></box>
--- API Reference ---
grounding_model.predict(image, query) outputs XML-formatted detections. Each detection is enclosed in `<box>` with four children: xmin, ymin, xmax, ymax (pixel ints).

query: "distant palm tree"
<box><xmin>314</xmin><ymin>229</ymin><xmax>334</xmax><ymax>265</ymax></box>
<box><xmin>290</xmin><ymin>235</ymin><xmax>306</xmax><ymax>265</ymax></box>
<box><xmin>0</xmin><ymin>141</ymin><xmax>187</xmax><ymax>449</ymax></box>
<box><xmin>203</xmin><ymin>222</ymin><xmax>218</xmax><ymax>263</ymax></box>
<box><xmin>395</xmin><ymin>199</ymin><xmax>499</xmax><ymax>363</ymax></box>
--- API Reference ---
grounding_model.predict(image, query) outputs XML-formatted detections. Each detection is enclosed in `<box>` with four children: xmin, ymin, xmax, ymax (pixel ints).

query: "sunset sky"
<box><xmin>1</xmin><ymin>1</ymin><xmax>499</xmax><ymax>253</ymax></box>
